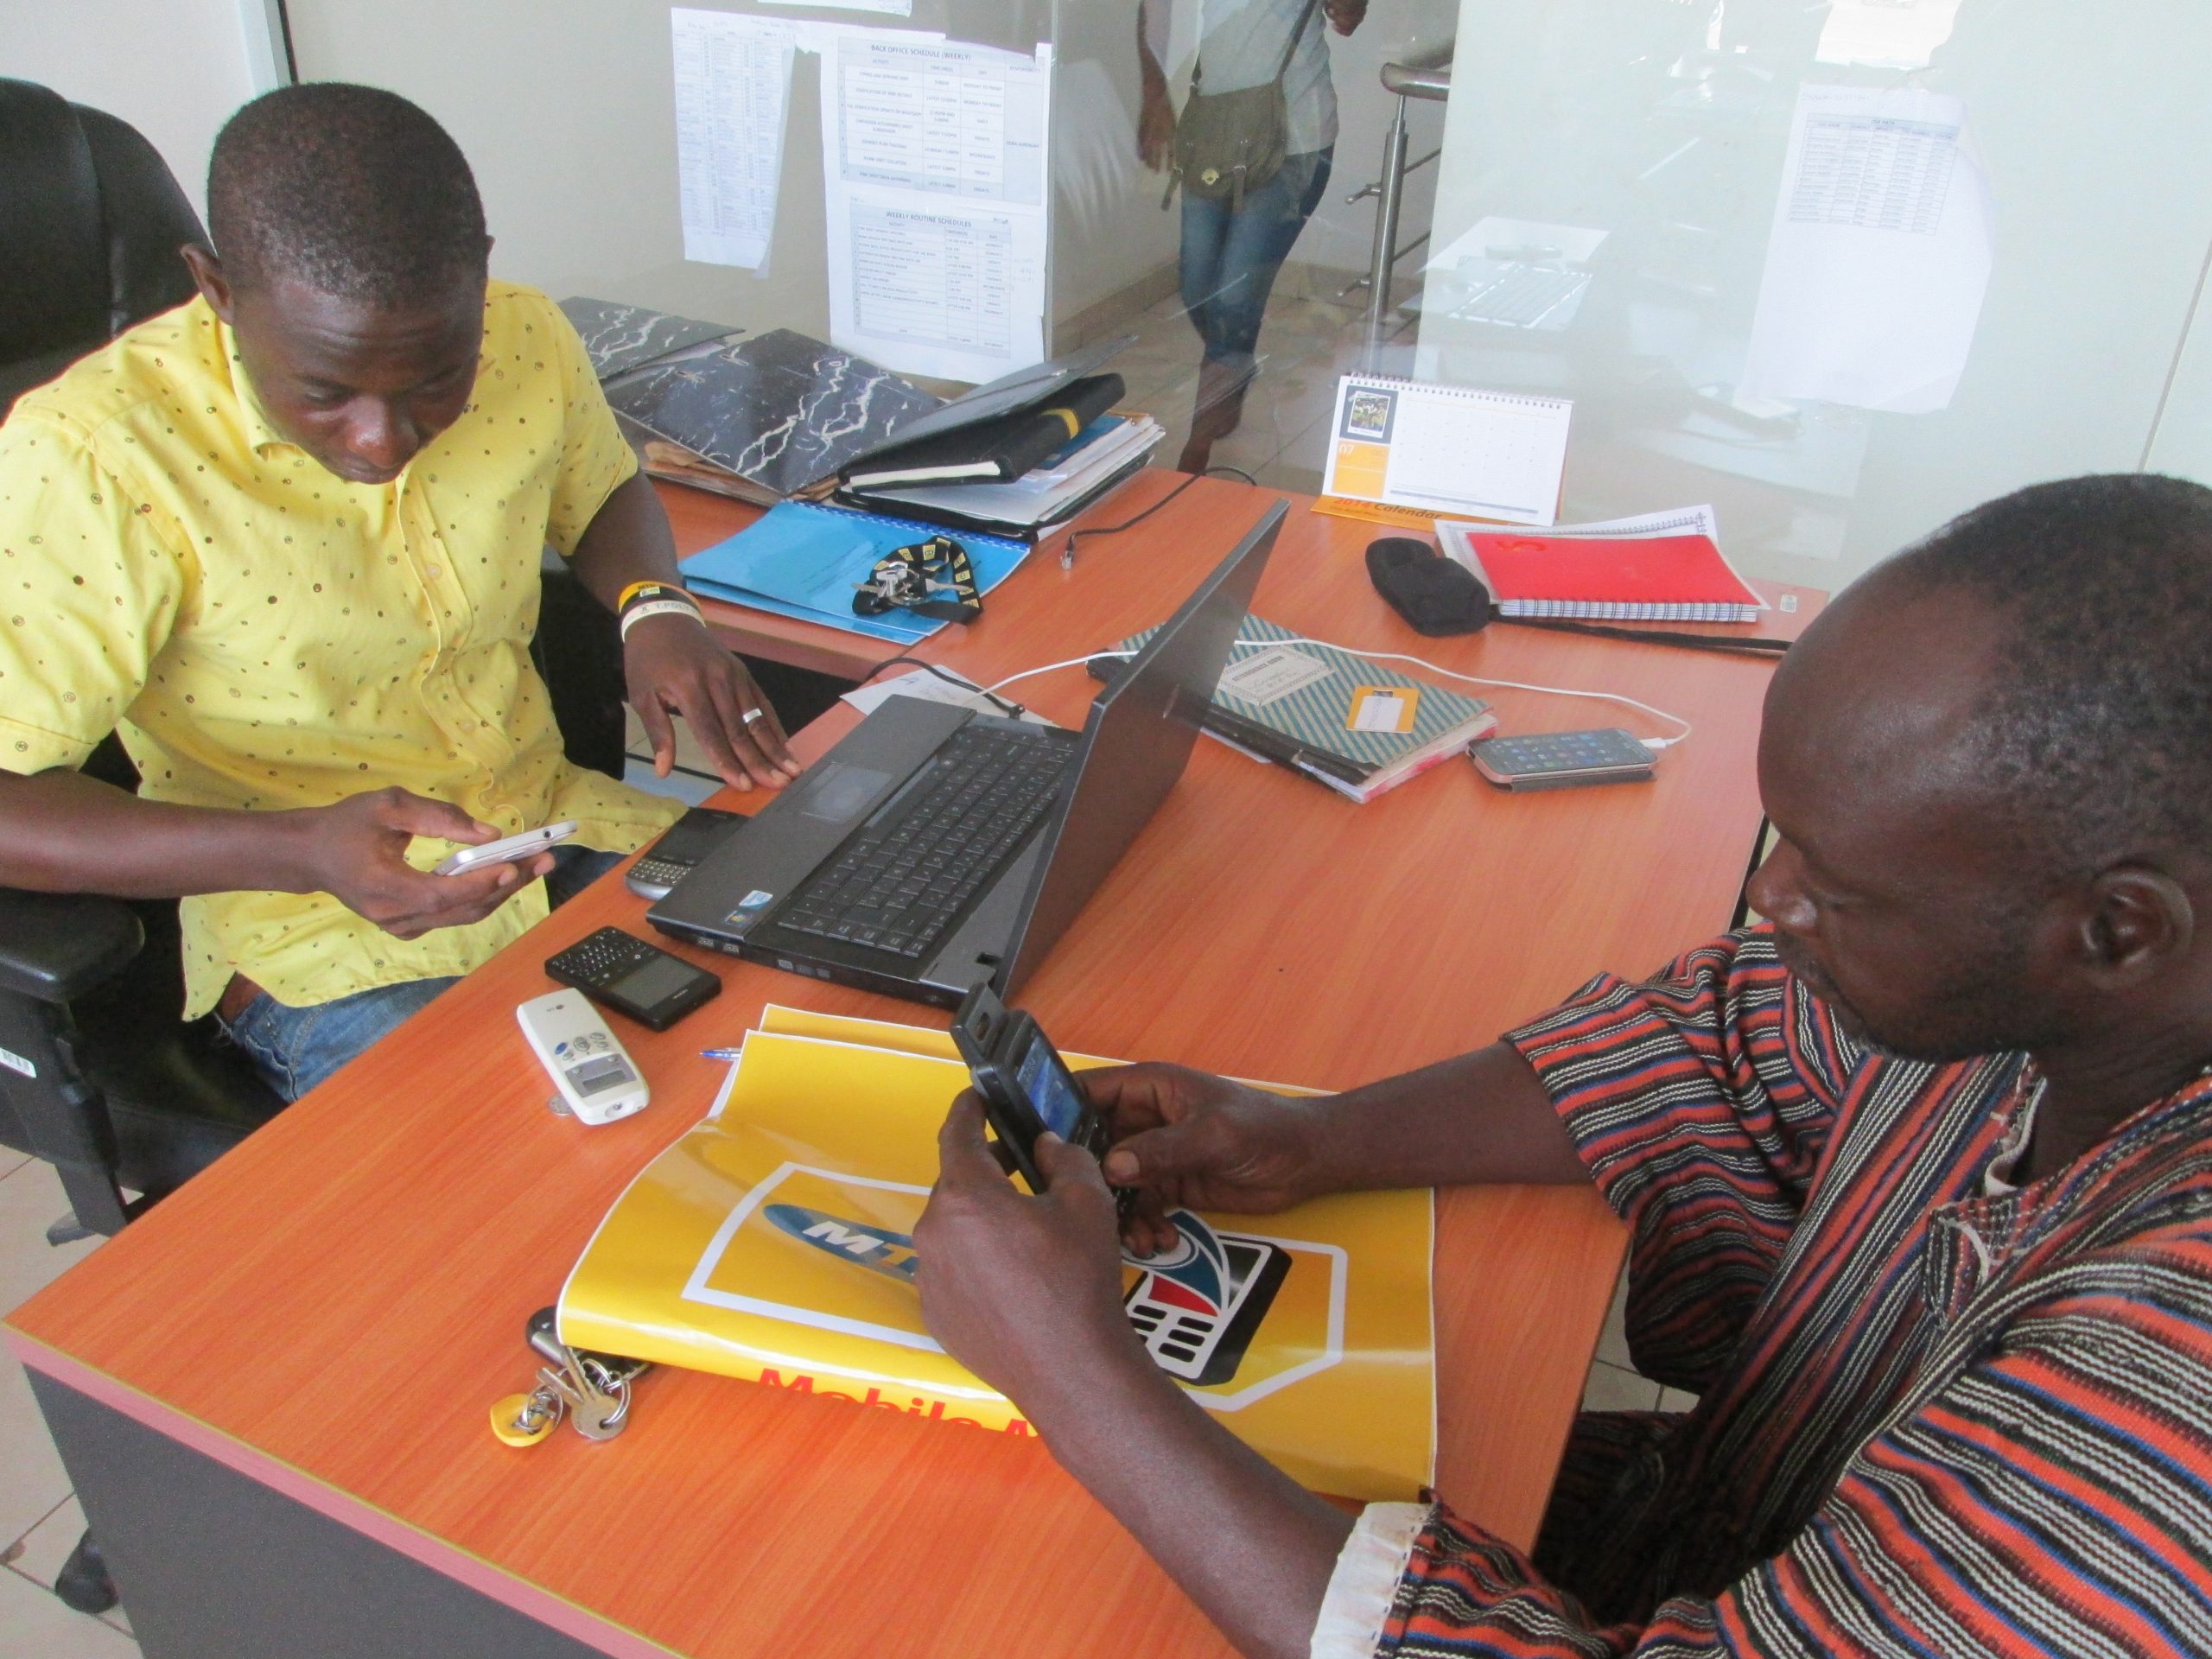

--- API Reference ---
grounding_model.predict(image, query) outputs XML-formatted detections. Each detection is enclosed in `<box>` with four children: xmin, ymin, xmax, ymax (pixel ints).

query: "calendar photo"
<box><xmin>1341</xmin><ymin>385</ymin><xmax>1398</xmax><ymax>442</ymax></box>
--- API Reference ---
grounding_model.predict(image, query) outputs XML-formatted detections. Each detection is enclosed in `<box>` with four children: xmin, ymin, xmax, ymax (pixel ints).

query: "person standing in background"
<box><xmin>1138</xmin><ymin>0</ymin><xmax>1368</xmax><ymax>473</ymax></box>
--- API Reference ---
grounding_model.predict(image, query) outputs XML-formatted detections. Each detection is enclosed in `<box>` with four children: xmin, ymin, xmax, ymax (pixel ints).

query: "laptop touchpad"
<box><xmin>799</xmin><ymin>763</ymin><xmax>893</xmax><ymax>823</ymax></box>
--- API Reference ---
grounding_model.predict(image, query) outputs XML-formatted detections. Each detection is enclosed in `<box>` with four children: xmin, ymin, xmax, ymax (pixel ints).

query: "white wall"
<box><xmin>285</xmin><ymin>0</ymin><xmax>805</xmax><ymax>335</ymax></box>
<box><xmin>0</xmin><ymin>0</ymin><xmax>279</xmax><ymax>218</ymax></box>
<box><xmin>276</xmin><ymin>0</ymin><xmax>1459</xmax><ymax>359</ymax></box>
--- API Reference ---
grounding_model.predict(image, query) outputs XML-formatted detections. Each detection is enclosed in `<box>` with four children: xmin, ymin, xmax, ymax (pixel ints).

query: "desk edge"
<box><xmin>4</xmin><ymin>1327</ymin><xmax>673</xmax><ymax>1659</ymax></box>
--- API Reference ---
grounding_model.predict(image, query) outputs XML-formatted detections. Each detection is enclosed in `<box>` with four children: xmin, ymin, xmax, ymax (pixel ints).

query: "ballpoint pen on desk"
<box><xmin>702</xmin><ymin>1047</ymin><xmax>744</xmax><ymax>1062</ymax></box>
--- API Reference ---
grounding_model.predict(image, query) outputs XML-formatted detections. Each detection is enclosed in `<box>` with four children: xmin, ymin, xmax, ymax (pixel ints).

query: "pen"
<box><xmin>701</xmin><ymin>1046</ymin><xmax>743</xmax><ymax>1061</ymax></box>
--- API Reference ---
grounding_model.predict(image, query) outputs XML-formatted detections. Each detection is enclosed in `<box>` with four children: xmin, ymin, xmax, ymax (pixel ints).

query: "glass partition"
<box><xmin>281</xmin><ymin>0</ymin><xmax>2212</xmax><ymax>575</ymax></box>
<box><xmin>1418</xmin><ymin>0</ymin><xmax>2212</xmax><ymax>589</ymax></box>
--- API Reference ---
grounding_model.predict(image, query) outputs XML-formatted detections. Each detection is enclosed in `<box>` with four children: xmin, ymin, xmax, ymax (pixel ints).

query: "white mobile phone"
<box><xmin>434</xmin><ymin>821</ymin><xmax>579</xmax><ymax>877</ymax></box>
<box><xmin>515</xmin><ymin>990</ymin><xmax>650</xmax><ymax>1126</ymax></box>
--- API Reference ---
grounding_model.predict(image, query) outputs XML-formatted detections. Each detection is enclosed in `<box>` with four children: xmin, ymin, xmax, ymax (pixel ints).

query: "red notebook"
<box><xmin>1439</xmin><ymin>526</ymin><xmax>1764</xmax><ymax>622</ymax></box>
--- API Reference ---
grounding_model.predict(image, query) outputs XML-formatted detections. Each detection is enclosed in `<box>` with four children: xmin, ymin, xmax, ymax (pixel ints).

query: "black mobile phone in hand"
<box><xmin>951</xmin><ymin>985</ymin><xmax>1135</xmax><ymax>1220</ymax></box>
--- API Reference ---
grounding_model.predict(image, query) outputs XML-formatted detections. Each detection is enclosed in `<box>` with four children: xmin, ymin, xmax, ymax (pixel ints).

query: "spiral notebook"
<box><xmin>1435</xmin><ymin>512</ymin><xmax>1764</xmax><ymax>623</ymax></box>
<box><xmin>677</xmin><ymin>501</ymin><xmax>1031</xmax><ymax>644</ymax></box>
<box><xmin>1320</xmin><ymin>372</ymin><xmax>1573</xmax><ymax>527</ymax></box>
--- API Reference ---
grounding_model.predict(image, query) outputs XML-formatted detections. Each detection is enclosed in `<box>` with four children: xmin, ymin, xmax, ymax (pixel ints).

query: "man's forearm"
<box><xmin>569</xmin><ymin>471</ymin><xmax>683</xmax><ymax>613</ymax></box>
<box><xmin>1029</xmin><ymin>1339</ymin><xmax>1353</xmax><ymax>1659</ymax></box>
<box><xmin>0</xmin><ymin>768</ymin><xmax>310</xmax><ymax>899</ymax></box>
<box><xmin>1136</xmin><ymin>0</ymin><xmax>1171</xmax><ymax>88</ymax></box>
<box><xmin>1310</xmin><ymin>1040</ymin><xmax>1586</xmax><ymax>1193</ymax></box>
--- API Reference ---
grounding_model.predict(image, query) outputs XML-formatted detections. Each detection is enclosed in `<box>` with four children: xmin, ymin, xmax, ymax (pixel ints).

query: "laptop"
<box><xmin>648</xmin><ymin>500</ymin><xmax>1285</xmax><ymax>1006</ymax></box>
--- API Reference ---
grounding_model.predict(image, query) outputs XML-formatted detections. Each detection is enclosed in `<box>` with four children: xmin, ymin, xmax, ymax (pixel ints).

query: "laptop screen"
<box><xmin>996</xmin><ymin>499</ymin><xmax>1286</xmax><ymax>995</ymax></box>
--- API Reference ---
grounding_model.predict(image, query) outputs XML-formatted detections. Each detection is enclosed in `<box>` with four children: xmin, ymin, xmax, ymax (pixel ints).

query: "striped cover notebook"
<box><xmin>1435</xmin><ymin>522</ymin><xmax>1763</xmax><ymax>623</ymax></box>
<box><xmin>1104</xmin><ymin>616</ymin><xmax>1496</xmax><ymax>803</ymax></box>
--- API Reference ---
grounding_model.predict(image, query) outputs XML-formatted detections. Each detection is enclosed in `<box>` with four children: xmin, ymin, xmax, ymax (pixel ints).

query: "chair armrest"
<box><xmin>0</xmin><ymin>888</ymin><xmax>145</xmax><ymax>1002</ymax></box>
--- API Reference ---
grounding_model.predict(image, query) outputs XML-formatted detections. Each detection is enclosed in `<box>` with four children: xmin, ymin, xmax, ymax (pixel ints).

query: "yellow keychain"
<box><xmin>489</xmin><ymin>1388</ymin><xmax>562</xmax><ymax>1448</ymax></box>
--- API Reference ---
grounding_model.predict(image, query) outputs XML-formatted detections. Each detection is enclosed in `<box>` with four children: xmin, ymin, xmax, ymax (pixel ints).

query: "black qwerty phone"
<box><xmin>625</xmin><ymin>805</ymin><xmax>748</xmax><ymax>900</ymax></box>
<box><xmin>544</xmin><ymin>926</ymin><xmax>722</xmax><ymax>1031</ymax></box>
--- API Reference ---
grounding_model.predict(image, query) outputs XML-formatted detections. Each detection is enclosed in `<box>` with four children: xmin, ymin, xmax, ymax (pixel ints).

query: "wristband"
<box><xmin>617</xmin><ymin>579</ymin><xmax>691</xmax><ymax>614</ymax></box>
<box><xmin>619</xmin><ymin>597</ymin><xmax>706</xmax><ymax>641</ymax></box>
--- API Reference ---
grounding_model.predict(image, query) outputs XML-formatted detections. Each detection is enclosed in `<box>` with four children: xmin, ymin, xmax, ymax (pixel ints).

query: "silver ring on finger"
<box><xmin>741</xmin><ymin>707</ymin><xmax>766</xmax><ymax>726</ymax></box>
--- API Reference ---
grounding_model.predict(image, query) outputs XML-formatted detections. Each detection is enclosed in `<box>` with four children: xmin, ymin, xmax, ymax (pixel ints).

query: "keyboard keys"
<box><xmin>778</xmin><ymin>728</ymin><xmax>1069</xmax><ymax>961</ymax></box>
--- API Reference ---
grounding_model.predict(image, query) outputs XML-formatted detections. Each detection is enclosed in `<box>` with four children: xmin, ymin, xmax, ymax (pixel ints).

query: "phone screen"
<box><xmin>1013</xmin><ymin>1033</ymin><xmax>1086</xmax><ymax>1140</ymax></box>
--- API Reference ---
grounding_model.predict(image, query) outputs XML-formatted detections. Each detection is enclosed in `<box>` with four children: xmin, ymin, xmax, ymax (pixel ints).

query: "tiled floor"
<box><xmin>1110</xmin><ymin>270</ymin><xmax>1425</xmax><ymax>498</ymax></box>
<box><xmin>0</xmin><ymin>1154</ymin><xmax>138</xmax><ymax>1654</ymax></box>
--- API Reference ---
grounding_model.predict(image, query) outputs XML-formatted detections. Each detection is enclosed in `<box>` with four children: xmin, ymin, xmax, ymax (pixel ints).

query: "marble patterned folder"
<box><xmin>607</xmin><ymin>328</ymin><xmax>943</xmax><ymax>505</ymax></box>
<box><xmin>556</xmin><ymin>297</ymin><xmax>741</xmax><ymax>382</ymax></box>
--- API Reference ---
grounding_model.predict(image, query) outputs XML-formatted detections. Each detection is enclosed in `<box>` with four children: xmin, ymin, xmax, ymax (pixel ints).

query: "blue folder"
<box><xmin>678</xmin><ymin>501</ymin><xmax>1032</xmax><ymax>645</ymax></box>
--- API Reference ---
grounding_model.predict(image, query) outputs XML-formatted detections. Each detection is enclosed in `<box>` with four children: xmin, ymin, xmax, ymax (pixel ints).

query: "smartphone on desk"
<box><xmin>434</xmin><ymin>821</ymin><xmax>578</xmax><ymax>876</ymax></box>
<box><xmin>951</xmin><ymin>985</ymin><xmax>1134</xmax><ymax>1219</ymax></box>
<box><xmin>625</xmin><ymin>805</ymin><xmax>747</xmax><ymax>900</ymax></box>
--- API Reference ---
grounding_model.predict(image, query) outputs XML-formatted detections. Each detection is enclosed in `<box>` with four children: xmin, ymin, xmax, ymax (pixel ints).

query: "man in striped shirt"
<box><xmin>915</xmin><ymin>474</ymin><xmax>2212</xmax><ymax>1656</ymax></box>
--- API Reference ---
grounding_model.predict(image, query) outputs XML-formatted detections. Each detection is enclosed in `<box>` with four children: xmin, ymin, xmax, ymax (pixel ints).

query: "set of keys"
<box><xmin>490</xmin><ymin>1306</ymin><xmax>652</xmax><ymax>1447</ymax></box>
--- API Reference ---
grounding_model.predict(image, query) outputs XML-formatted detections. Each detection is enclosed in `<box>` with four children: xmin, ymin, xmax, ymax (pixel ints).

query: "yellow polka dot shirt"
<box><xmin>0</xmin><ymin>282</ymin><xmax>681</xmax><ymax>1020</ymax></box>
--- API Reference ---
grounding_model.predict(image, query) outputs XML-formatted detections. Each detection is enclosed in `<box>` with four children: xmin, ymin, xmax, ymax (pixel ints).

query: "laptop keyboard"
<box><xmin>776</xmin><ymin>726</ymin><xmax>1071</xmax><ymax>959</ymax></box>
<box><xmin>1445</xmin><ymin>259</ymin><xmax>1592</xmax><ymax>330</ymax></box>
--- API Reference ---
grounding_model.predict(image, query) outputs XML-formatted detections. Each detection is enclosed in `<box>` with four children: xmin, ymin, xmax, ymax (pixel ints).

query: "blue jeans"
<box><xmin>1178</xmin><ymin>145</ymin><xmax>1333</xmax><ymax>374</ymax></box>
<box><xmin>219</xmin><ymin>844</ymin><xmax>627</xmax><ymax>1102</ymax></box>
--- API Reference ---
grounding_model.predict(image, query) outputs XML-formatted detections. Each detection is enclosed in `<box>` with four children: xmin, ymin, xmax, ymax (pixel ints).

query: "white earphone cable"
<box><xmin>982</xmin><ymin>632</ymin><xmax>1693</xmax><ymax>749</ymax></box>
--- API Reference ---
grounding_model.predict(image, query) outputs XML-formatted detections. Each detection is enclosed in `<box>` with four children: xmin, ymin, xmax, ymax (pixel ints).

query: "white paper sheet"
<box><xmin>760</xmin><ymin>0</ymin><xmax>912</xmax><ymax>15</ymax></box>
<box><xmin>832</xmin><ymin>31</ymin><xmax>1049</xmax><ymax>207</ymax></box>
<box><xmin>671</xmin><ymin>10</ymin><xmax>797</xmax><ymax>270</ymax></box>
<box><xmin>821</xmin><ymin>29</ymin><xmax>1053</xmax><ymax>383</ymax></box>
<box><xmin>1527</xmin><ymin>505</ymin><xmax>1721</xmax><ymax>541</ymax></box>
<box><xmin>1815</xmin><ymin>0</ymin><xmax>1965</xmax><ymax>70</ymax></box>
<box><xmin>1739</xmin><ymin>86</ymin><xmax>1994</xmax><ymax>414</ymax></box>
<box><xmin>840</xmin><ymin>669</ymin><xmax>1054</xmax><ymax>724</ymax></box>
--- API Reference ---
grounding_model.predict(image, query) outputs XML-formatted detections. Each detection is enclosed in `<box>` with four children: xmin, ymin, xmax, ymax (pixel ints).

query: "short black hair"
<box><xmin>207</xmin><ymin>83</ymin><xmax>486</xmax><ymax>305</ymax></box>
<box><xmin>1890</xmin><ymin>474</ymin><xmax>2212</xmax><ymax>881</ymax></box>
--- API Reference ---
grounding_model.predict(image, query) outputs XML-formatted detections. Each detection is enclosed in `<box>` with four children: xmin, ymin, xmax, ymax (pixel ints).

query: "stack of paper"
<box><xmin>843</xmin><ymin>411</ymin><xmax>1165</xmax><ymax>538</ymax></box>
<box><xmin>559</xmin><ymin>1006</ymin><xmax>1436</xmax><ymax>1499</ymax></box>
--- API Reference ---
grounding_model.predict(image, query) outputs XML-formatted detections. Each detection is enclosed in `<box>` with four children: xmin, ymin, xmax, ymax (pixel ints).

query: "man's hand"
<box><xmin>290</xmin><ymin>787</ymin><xmax>549</xmax><ymax>940</ymax></box>
<box><xmin>1137</xmin><ymin>79</ymin><xmax>1177</xmax><ymax>173</ymax></box>
<box><xmin>1323</xmin><ymin>0</ymin><xmax>1367</xmax><ymax>34</ymax></box>
<box><xmin>918</xmin><ymin>1092</ymin><xmax>1355</xmax><ymax>1659</ymax></box>
<box><xmin>622</xmin><ymin>615</ymin><xmax>798</xmax><ymax>792</ymax></box>
<box><xmin>1083</xmin><ymin>1063</ymin><xmax>1326</xmax><ymax>1256</ymax></box>
<box><xmin>914</xmin><ymin>1094</ymin><xmax>1146</xmax><ymax>1409</ymax></box>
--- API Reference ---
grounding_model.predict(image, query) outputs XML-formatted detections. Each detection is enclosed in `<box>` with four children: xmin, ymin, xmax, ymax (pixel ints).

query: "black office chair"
<box><xmin>0</xmin><ymin>78</ymin><xmax>631</xmax><ymax>1611</ymax></box>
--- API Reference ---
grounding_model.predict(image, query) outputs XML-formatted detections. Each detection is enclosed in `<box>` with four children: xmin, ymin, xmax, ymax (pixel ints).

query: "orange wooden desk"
<box><xmin>7</xmin><ymin>474</ymin><xmax>1813</xmax><ymax>1659</ymax></box>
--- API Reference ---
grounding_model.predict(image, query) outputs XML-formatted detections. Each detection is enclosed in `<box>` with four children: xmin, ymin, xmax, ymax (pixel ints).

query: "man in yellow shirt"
<box><xmin>0</xmin><ymin>83</ymin><xmax>796</xmax><ymax>1099</ymax></box>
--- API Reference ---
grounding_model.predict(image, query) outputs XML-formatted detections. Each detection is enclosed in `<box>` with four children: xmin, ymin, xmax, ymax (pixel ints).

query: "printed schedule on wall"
<box><xmin>822</xmin><ymin>27</ymin><xmax>1052</xmax><ymax>384</ymax></box>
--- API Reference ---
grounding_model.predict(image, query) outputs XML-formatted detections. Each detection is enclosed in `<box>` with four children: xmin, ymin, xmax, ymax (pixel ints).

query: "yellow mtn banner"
<box><xmin>559</xmin><ymin>1007</ymin><xmax>1434</xmax><ymax>1499</ymax></box>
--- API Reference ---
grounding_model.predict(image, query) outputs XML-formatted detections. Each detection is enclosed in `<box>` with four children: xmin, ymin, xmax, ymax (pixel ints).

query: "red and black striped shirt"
<box><xmin>1374</xmin><ymin>925</ymin><xmax>2212</xmax><ymax>1657</ymax></box>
